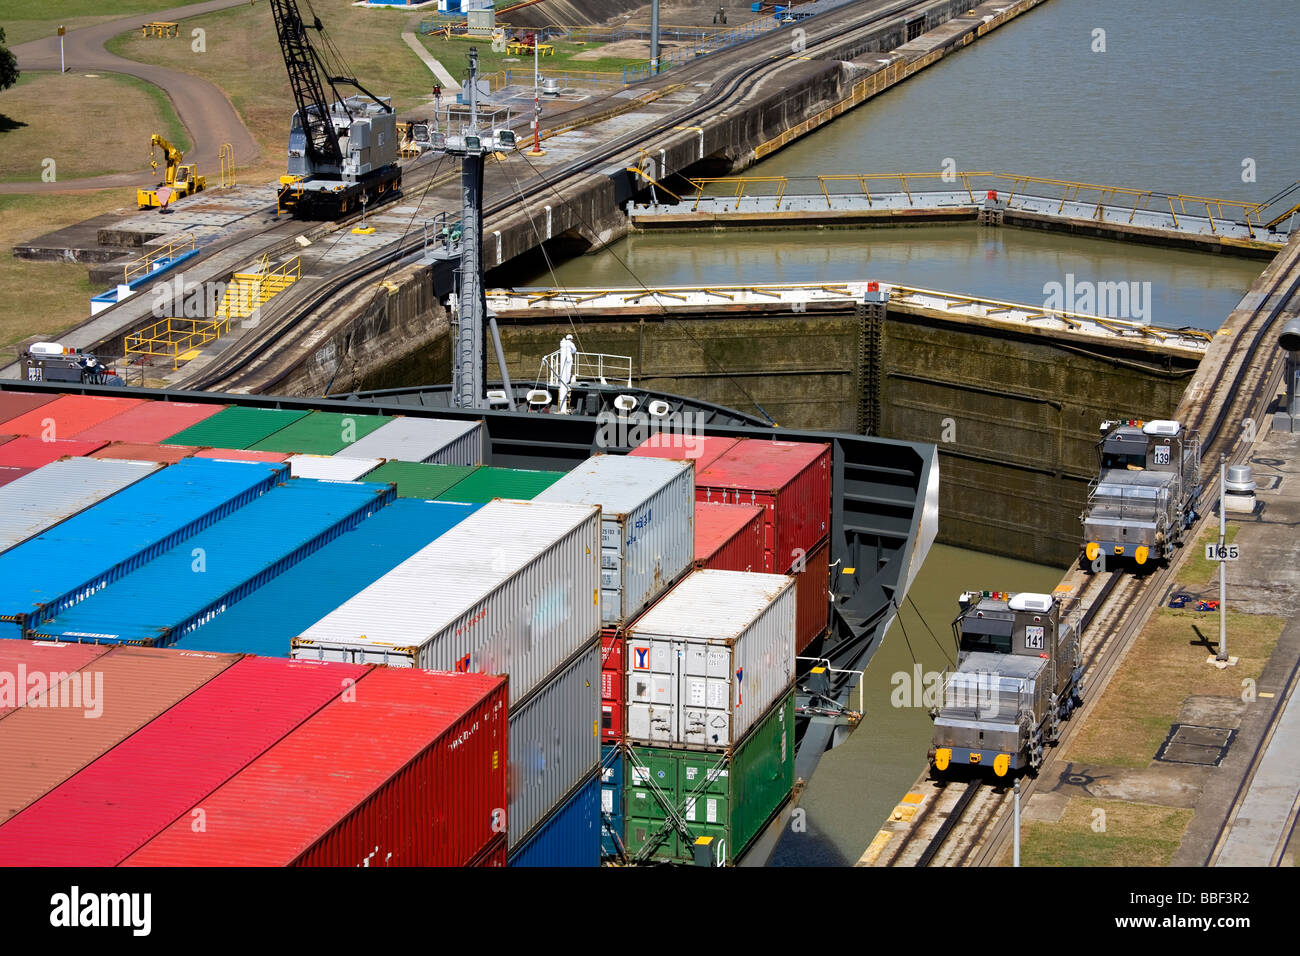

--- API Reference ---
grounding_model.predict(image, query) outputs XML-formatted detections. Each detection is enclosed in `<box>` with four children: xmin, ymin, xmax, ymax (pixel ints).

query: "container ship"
<box><xmin>0</xmin><ymin>374</ymin><xmax>934</xmax><ymax>866</ymax></box>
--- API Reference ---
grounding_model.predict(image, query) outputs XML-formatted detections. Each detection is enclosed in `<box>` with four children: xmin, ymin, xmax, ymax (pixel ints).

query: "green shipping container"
<box><xmin>437</xmin><ymin>466</ymin><xmax>565</xmax><ymax>504</ymax></box>
<box><xmin>163</xmin><ymin>407</ymin><xmax>311</xmax><ymax>449</ymax></box>
<box><xmin>362</xmin><ymin>461</ymin><xmax>478</xmax><ymax>499</ymax></box>
<box><xmin>624</xmin><ymin>690</ymin><xmax>794</xmax><ymax>865</ymax></box>
<box><xmin>248</xmin><ymin>411</ymin><xmax>392</xmax><ymax>455</ymax></box>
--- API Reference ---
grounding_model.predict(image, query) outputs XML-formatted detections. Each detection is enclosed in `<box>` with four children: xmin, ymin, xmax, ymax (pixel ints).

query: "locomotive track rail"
<box><xmin>874</xmin><ymin>228</ymin><xmax>1300</xmax><ymax>868</ymax></box>
<box><xmin>171</xmin><ymin>0</ymin><xmax>945</xmax><ymax>394</ymax></box>
<box><xmin>957</xmin><ymin>236</ymin><xmax>1300</xmax><ymax>868</ymax></box>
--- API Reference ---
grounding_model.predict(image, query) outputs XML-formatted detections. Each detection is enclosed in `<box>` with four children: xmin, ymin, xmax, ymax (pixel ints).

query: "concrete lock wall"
<box><xmin>314</xmin><ymin>305</ymin><xmax>1191</xmax><ymax>567</ymax></box>
<box><xmin>877</xmin><ymin>315</ymin><xmax>1194</xmax><ymax>565</ymax></box>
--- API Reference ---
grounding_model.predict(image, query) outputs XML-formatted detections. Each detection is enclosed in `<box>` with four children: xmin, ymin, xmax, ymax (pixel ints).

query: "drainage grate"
<box><xmin>1154</xmin><ymin>723</ymin><xmax>1236</xmax><ymax>767</ymax></box>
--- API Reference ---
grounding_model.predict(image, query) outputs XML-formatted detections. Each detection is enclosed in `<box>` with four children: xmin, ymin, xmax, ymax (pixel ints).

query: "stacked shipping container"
<box><xmin>0</xmin><ymin>656</ymin><xmax>370</xmax><ymax>865</ymax></box>
<box><xmin>696</xmin><ymin>439</ymin><xmax>832</xmax><ymax>653</ymax></box>
<box><xmin>337</xmin><ymin>415</ymin><xmax>484</xmax><ymax>465</ymax></box>
<box><xmin>122</xmin><ymin>667</ymin><xmax>508</xmax><ymax>867</ymax></box>
<box><xmin>293</xmin><ymin>498</ymin><xmax>603</xmax><ymax>858</ymax></box>
<box><xmin>0</xmin><ymin>639</ymin><xmax>510</xmax><ymax>867</ymax></box>
<box><xmin>0</xmin><ymin>457</ymin><xmax>159</xmax><ymax>554</ymax></box>
<box><xmin>172</xmin><ymin>499</ymin><xmax>477</xmax><ymax>657</ymax></box>
<box><xmin>619</xmin><ymin>569</ymin><xmax>798</xmax><ymax>865</ymax></box>
<box><xmin>31</xmin><ymin>479</ymin><xmax>395</xmax><ymax>647</ymax></box>
<box><xmin>0</xmin><ymin>457</ymin><xmax>285</xmax><ymax>638</ymax></box>
<box><xmin>534</xmin><ymin>454</ymin><xmax>695</xmax><ymax>627</ymax></box>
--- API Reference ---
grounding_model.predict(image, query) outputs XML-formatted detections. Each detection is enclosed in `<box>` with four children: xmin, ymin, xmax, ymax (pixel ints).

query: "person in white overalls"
<box><xmin>557</xmin><ymin>333</ymin><xmax>577</xmax><ymax>413</ymax></box>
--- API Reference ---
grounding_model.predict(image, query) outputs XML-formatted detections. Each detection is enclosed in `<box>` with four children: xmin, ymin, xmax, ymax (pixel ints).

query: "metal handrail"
<box><xmin>539</xmin><ymin>349</ymin><xmax>632</xmax><ymax>389</ymax></box>
<box><xmin>122</xmin><ymin>233</ymin><xmax>195</xmax><ymax>285</ymax></box>
<box><xmin>681</xmin><ymin>172</ymin><xmax>1271</xmax><ymax>231</ymax></box>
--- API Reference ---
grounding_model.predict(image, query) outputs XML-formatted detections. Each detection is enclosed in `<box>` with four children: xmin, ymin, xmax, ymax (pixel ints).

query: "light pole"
<box><xmin>1013</xmin><ymin>778</ymin><xmax>1021</xmax><ymax>867</ymax></box>
<box><xmin>1217</xmin><ymin>454</ymin><xmax>1228</xmax><ymax>662</ymax></box>
<box><xmin>528</xmin><ymin>34</ymin><xmax>545</xmax><ymax>156</ymax></box>
<box><xmin>650</xmin><ymin>0</ymin><xmax>660</xmax><ymax>74</ymax></box>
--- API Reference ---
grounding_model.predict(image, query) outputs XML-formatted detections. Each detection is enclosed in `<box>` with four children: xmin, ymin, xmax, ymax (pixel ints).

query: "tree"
<box><xmin>0</xmin><ymin>27</ymin><xmax>19</xmax><ymax>93</ymax></box>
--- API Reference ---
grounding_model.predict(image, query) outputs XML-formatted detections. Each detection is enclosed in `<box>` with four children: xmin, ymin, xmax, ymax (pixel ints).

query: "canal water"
<box><xmin>522</xmin><ymin>0</ymin><xmax>1294</xmax><ymax>331</ymax></box>
<box><xmin>508</xmin><ymin>0</ymin><xmax>1296</xmax><ymax>863</ymax></box>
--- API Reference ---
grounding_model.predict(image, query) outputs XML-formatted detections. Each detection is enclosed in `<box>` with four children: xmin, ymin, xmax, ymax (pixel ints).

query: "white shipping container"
<box><xmin>0</xmin><ymin>457</ymin><xmax>160</xmax><ymax>554</ymax></box>
<box><xmin>291</xmin><ymin>499</ymin><xmax>600</xmax><ymax>704</ymax></box>
<box><xmin>533</xmin><ymin>455</ymin><xmax>694</xmax><ymax>626</ymax></box>
<box><xmin>337</xmin><ymin>416</ymin><xmax>484</xmax><ymax>466</ymax></box>
<box><xmin>626</xmin><ymin>569</ymin><xmax>795</xmax><ymax>750</ymax></box>
<box><xmin>286</xmin><ymin>454</ymin><xmax>384</xmax><ymax>482</ymax></box>
<box><xmin>508</xmin><ymin>639</ymin><xmax>600</xmax><ymax>848</ymax></box>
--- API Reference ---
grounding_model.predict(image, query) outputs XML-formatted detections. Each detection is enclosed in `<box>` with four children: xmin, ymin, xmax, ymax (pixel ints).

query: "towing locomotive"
<box><xmin>1081</xmin><ymin>419</ymin><xmax>1202</xmax><ymax>568</ymax></box>
<box><xmin>929</xmin><ymin>589</ymin><xmax>1083</xmax><ymax>777</ymax></box>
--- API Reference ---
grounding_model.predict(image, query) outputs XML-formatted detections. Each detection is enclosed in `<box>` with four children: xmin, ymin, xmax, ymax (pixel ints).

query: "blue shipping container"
<box><xmin>0</xmin><ymin>457</ymin><xmax>286</xmax><ymax>638</ymax></box>
<box><xmin>31</xmin><ymin>478</ymin><xmax>395</xmax><ymax>646</ymax></box>
<box><xmin>508</xmin><ymin>771</ymin><xmax>602</xmax><ymax>868</ymax></box>
<box><xmin>601</xmin><ymin>744</ymin><xmax>624</xmax><ymax>859</ymax></box>
<box><xmin>172</xmin><ymin>498</ymin><xmax>479</xmax><ymax>656</ymax></box>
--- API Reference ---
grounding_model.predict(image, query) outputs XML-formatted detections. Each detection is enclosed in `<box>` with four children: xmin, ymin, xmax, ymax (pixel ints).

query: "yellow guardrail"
<box><xmin>216</xmin><ymin>255</ymin><xmax>301</xmax><ymax>321</ymax></box>
<box><xmin>124</xmin><ymin>256</ymin><xmax>301</xmax><ymax>370</ymax></box>
<box><xmin>125</xmin><ymin>317</ymin><xmax>230</xmax><ymax>369</ymax></box>
<box><xmin>684</xmin><ymin>172</ymin><xmax>1272</xmax><ymax>237</ymax></box>
<box><xmin>122</xmin><ymin>233</ymin><xmax>195</xmax><ymax>286</ymax></box>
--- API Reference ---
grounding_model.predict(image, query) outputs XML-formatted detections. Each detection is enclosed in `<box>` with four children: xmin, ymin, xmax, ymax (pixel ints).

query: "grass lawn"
<box><xmin>1179</xmin><ymin>524</ymin><xmax>1242</xmax><ymax>591</ymax></box>
<box><xmin>0</xmin><ymin>1</ymin><xmax>170</xmax><ymax>46</ymax></box>
<box><xmin>104</xmin><ymin>2</ymin><xmax>445</xmax><ymax>175</ymax></box>
<box><xmin>0</xmin><ymin>191</ymin><xmax>134</xmax><ymax>351</ymax></box>
<box><xmin>0</xmin><ymin>71</ymin><xmax>188</xmax><ymax>183</ymax></box>
<box><xmin>1007</xmin><ymin>798</ymin><xmax>1193</xmax><ymax>867</ymax></box>
<box><xmin>1065</xmin><ymin>607</ymin><xmax>1282</xmax><ymax>767</ymax></box>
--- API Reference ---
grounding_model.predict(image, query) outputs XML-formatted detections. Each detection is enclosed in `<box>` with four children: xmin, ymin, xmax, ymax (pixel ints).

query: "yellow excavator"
<box><xmin>137</xmin><ymin>134</ymin><xmax>206</xmax><ymax>209</ymax></box>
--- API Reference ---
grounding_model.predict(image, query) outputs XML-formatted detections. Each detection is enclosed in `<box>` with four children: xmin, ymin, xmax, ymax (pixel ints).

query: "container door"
<box><xmin>678</xmin><ymin>751</ymin><xmax>731</xmax><ymax>856</ymax></box>
<box><xmin>599</xmin><ymin>518</ymin><xmax>623</xmax><ymax>624</ymax></box>
<box><xmin>680</xmin><ymin>642</ymin><xmax>733</xmax><ymax>748</ymax></box>
<box><xmin>626</xmin><ymin>638</ymin><xmax>678</xmax><ymax>743</ymax></box>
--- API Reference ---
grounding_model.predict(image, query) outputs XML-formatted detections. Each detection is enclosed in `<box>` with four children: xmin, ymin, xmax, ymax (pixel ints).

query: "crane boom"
<box><xmin>268</xmin><ymin>0</ymin><xmax>343</xmax><ymax>170</ymax></box>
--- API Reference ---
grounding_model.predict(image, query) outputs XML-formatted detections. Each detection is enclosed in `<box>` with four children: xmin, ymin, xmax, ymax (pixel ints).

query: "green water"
<box><xmin>770</xmin><ymin>543</ymin><xmax>1066</xmax><ymax>865</ymax></box>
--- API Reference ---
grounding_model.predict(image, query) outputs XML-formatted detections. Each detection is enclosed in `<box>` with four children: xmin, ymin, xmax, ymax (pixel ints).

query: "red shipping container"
<box><xmin>0</xmin><ymin>436</ymin><xmax>108</xmax><ymax>469</ymax></box>
<box><xmin>0</xmin><ymin>639</ymin><xmax>111</xmax><ymax>719</ymax></box>
<box><xmin>0</xmin><ymin>395</ymin><xmax>142</xmax><ymax>440</ymax></box>
<box><xmin>74</xmin><ymin>400</ymin><xmax>225</xmax><ymax>444</ymax></box>
<box><xmin>793</xmin><ymin>538</ymin><xmax>830</xmax><ymax>654</ymax></box>
<box><xmin>0</xmin><ymin>656</ymin><xmax>369</xmax><ymax>866</ymax></box>
<box><xmin>194</xmin><ymin>447</ymin><xmax>291</xmax><ymax>463</ymax></box>
<box><xmin>0</xmin><ymin>466</ymin><xmax>30</xmax><ymax>488</ymax></box>
<box><xmin>91</xmin><ymin>442</ymin><xmax>199</xmax><ymax>464</ymax></box>
<box><xmin>600</xmin><ymin>627</ymin><xmax>623</xmax><ymax>743</ymax></box>
<box><xmin>695</xmin><ymin>501</ymin><xmax>764</xmax><ymax>572</ymax></box>
<box><xmin>0</xmin><ymin>392</ymin><xmax>58</xmax><ymax>429</ymax></box>
<box><xmin>0</xmin><ymin>646</ymin><xmax>237</xmax><ymax>825</ymax></box>
<box><xmin>628</xmin><ymin>433</ymin><xmax>739</xmax><ymax>473</ymax></box>
<box><xmin>123</xmin><ymin>667</ymin><xmax>508</xmax><ymax>867</ymax></box>
<box><xmin>696</xmin><ymin>439</ymin><xmax>831</xmax><ymax>573</ymax></box>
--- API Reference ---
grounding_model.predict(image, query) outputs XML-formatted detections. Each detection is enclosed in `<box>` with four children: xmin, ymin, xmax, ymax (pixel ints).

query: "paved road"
<box><xmin>1</xmin><ymin>0</ymin><xmax>260</xmax><ymax>195</ymax></box>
